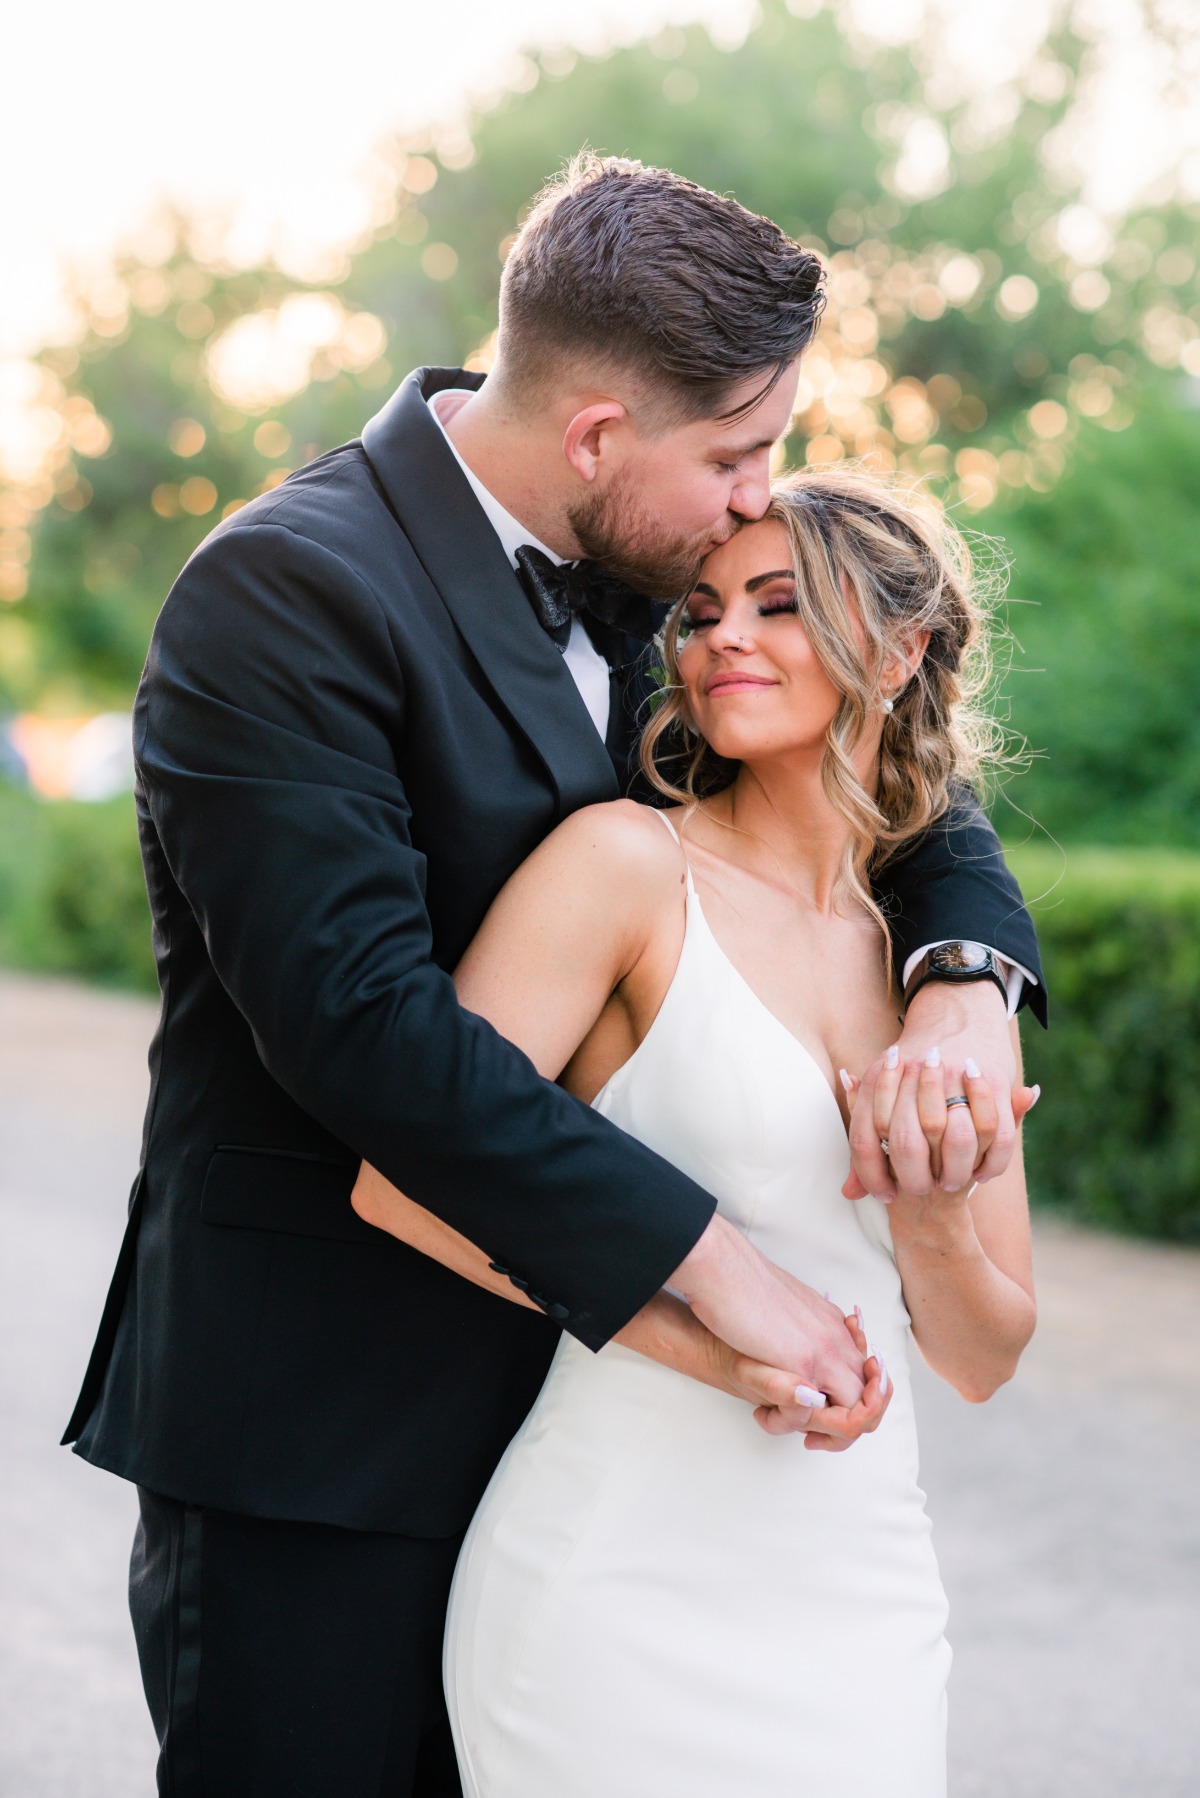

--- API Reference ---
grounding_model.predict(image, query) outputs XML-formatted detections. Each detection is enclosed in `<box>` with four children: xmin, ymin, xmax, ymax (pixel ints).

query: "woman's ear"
<box><xmin>884</xmin><ymin>629</ymin><xmax>932</xmax><ymax>692</ymax></box>
<box><xmin>562</xmin><ymin>401</ymin><xmax>628</xmax><ymax>483</ymax></box>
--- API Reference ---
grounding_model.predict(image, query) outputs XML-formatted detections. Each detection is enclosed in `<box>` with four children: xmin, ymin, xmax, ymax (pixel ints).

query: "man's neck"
<box><xmin>438</xmin><ymin>386</ymin><xmax>582</xmax><ymax>560</ymax></box>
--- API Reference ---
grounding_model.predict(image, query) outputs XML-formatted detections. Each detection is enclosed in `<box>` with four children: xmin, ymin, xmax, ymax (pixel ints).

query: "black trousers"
<box><xmin>130</xmin><ymin>1488</ymin><xmax>465</xmax><ymax>1798</ymax></box>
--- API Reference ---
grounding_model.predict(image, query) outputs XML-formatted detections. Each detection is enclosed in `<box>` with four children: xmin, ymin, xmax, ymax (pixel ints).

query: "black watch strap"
<box><xmin>903</xmin><ymin>943</ymin><xmax>1009</xmax><ymax>1014</ymax></box>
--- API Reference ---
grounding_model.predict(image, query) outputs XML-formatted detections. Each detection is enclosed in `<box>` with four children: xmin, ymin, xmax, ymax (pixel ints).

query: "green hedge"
<box><xmin>1</xmin><ymin>796</ymin><xmax>1197</xmax><ymax>1240</ymax></box>
<box><xmin>1011</xmin><ymin>845</ymin><xmax>1200</xmax><ymax>1241</ymax></box>
<box><xmin>0</xmin><ymin>784</ymin><xmax>154</xmax><ymax>991</ymax></box>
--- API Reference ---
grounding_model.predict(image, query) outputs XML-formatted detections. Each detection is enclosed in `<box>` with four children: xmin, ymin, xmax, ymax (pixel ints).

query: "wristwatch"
<box><xmin>903</xmin><ymin>942</ymin><xmax>1008</xmax><ymax>1013</ymax></box>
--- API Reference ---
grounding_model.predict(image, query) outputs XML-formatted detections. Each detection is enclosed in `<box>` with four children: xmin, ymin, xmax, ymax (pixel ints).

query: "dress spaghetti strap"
<box><xmin>652</xmin><ymin>808</ymin><xmax>697</xmax><ymax>897</ymax></box>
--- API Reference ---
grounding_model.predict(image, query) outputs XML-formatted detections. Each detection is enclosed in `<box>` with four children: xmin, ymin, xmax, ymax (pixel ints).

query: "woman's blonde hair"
<box><xmin>640</xmin><ymin>464</ymin><xmax>1008</xmax><ymax>968</ymax></box>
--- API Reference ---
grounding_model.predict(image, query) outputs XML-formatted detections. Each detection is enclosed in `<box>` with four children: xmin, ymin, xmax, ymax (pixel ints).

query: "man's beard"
<box><xmin>567</xmin><ymin>466</ymin><xmax>733</xmax><ymax>599</ymax></box>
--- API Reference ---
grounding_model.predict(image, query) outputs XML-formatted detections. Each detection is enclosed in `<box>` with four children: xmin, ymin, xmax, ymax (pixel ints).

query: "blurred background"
<box><xmin>2</xmin><ymin>1</ymin><xmax>1198</xmax><ymax>1792</ymax></box>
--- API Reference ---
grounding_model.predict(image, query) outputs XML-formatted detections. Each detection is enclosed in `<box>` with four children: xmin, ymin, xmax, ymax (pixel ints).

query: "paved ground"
<box><xmin>2</xmin><ymin>968</ymin><xmax>1198</xmax><ymax>1797</ymax></box>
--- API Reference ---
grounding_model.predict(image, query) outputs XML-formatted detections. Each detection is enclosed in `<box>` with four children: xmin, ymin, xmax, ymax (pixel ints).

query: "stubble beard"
<box><xmin>566</xmin><ymin>465</ymin><xmax>734</xmax><ymax>600</ymax></box>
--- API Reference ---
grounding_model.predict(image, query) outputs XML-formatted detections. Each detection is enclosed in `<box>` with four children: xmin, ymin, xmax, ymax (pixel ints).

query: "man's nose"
<box><xmin>729</xmin><ymin>461</ymin><xmax>772</xmax><ymax>522</ymax></box>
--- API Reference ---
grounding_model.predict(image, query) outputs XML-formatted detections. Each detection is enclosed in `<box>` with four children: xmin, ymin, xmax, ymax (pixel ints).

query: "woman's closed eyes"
<box><xmin>680</xmin><ymin>590</ymin><xmax>800</xmax><ymax>637</ymax></box>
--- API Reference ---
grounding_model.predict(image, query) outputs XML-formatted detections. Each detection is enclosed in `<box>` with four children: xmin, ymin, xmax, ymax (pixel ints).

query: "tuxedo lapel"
<box><xmin>362</xmin><ymin>368</ymin><xmax>618</xmax><ymax>816</ymax></box>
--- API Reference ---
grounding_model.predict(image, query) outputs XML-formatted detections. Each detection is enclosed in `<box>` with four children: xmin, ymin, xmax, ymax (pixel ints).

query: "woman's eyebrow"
<box><xmin>744</xmin><ymin>569</ymin><xmax>796</xmax><ymax>593</ymax></box>
<box><xmin>688</xmin><ymin>582</ymin><xmax>720</xmax><ymax>599</ymax></box>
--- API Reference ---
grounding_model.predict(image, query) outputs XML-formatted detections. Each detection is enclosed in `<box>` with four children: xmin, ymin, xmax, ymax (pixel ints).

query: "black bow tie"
<box><xmin>515</xmin><ymin>545</ymin><xmax>663</xmax><ymax>652</ymax></box>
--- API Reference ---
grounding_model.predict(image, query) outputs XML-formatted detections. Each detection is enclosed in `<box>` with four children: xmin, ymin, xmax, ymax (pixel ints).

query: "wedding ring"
<box><xmin>878</xmin><ymin>1137</ymin><xmax>890</xmax><ymax>1156</ymax></box>
<box><xmin>945</xmin><ymin>1095</ymin><xmax>970</xmax><ymax>1110</ymax></box>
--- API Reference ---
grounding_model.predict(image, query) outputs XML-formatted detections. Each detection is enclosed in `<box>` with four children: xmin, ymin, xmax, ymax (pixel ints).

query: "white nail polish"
<box><xmin>964</xmin><ymin>1056</ymin><xmax>981</xmax><ymax>1080</ymax></box>
<box><xmin>1030</xmin><ymin>1084</ymin><xmax>1041</xmax><ymax>1106</ymax></box>
<box><xmin>885</xmin><ymin>1045</ymin><xmax>900</xmax><ymax>1070</ymax></box>
<box><xmin>839</xmin><ymin>1068</ymin><xmax>853</xmax><ymax>1093</ymax></box>
<box><xmin>794</xmin><ymin>1384</ymin><xmax>827</xmax><ymax>1408</ymax></box>
<box><xmin>879</xmin><ymin>1360</ymin><xmax>891</xmax><ymax>1397</ymax></box>
<box><xmin>854</xmin><ymin>1305</ymin><xmax>864</xmax><ymax>1331</ymax></box>
<box><xmin>924</xmin><ymin>1045</ymin><xmax>941</xmax><ymax>1069</ymax></box>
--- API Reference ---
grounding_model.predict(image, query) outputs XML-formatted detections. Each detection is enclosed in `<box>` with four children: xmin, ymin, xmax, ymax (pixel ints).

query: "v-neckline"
<box><xmin>687</xmin><ymin>891</ymin><xmax>849</xmax><ymax>1137</ymax></box>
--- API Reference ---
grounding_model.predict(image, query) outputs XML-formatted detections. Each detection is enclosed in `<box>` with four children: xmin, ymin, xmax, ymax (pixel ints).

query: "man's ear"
<box><xmin>562</xmin><ymin>401</ymin><xmax>628</xmax><ymax>484</ymax></box>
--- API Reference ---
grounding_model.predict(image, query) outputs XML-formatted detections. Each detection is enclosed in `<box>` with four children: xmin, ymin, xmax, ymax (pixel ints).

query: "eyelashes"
<box><xmin>679</xmin><ymin>599</ymin><xmax>800</xmax><ymax>637</ymax></box>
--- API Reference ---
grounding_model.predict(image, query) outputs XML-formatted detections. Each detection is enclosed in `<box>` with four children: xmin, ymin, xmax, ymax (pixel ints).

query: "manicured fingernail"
<box><xmin>821</xmin><ymin>1290</ymin><xmax>832</xmax><ymax>1301</ymax></box>
<box><xmin>853</xmin><ymin>1305</ymin><xmax>864</xmax><ymax>1332</ymax></box>
<box><xmin>794</xmin><ymin>1384</ymin><xmax>827</xmax><ymax>1408</ymax></box>
<box><xmin>885</xmin><ymin>1044</ymin><xmax>900</xmax><ymax>1070</ymax></box>
<box><xmin>839</xmin><ymin>1067</ymin><xmax>853</xmax><ymax>1093</ymax></box>
<box><xmin>924</xmin><ymin>1045</ymin><xmax>941</xmax><ymax>1068</ymax></box>
<box><xmin>872</xmin><ymin>1193</ymin><xmax>893</xmax><ymax>1206</ymax></box>
<box><xmin>941</xmin><ymin>1181</ymin><xmax>965</xmax><ymax>1193</ymax></box>
<box><xmin>879</xmin><ymin>1359</ymin><xmax>891</xmax><ymax>1397</ymax></box>
<box><xmin>964</xmin><ymin>1056</ymin><xmax>981</xmax><ymax>1080</ymax></box>
<box><xmin>1029</xmin><ymin>1084</ymin><xmax>1041</xmax><ymax>1107</ymax></box>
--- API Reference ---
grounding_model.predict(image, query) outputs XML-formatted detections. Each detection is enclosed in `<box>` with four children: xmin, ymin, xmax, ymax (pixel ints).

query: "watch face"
<box><xmin>931</xmin><ymin>941</ymin><xmax>990</xmax><ymax>974</ymax></box>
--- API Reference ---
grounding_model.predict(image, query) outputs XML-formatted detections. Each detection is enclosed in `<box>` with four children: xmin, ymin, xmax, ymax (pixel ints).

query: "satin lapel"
<box><xmin>362</xmin><ymin>368</ymin><xmax>618</xmax><ymax>816</ymax></box>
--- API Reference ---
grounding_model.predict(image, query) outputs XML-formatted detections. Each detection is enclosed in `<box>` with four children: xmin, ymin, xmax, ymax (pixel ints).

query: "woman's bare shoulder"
<box><xmin>459</xmin><ymin>800</ymin><xmax>687</xmax><ymax>1004</ymax></box>
<box><xmin>541</xmin><ymin>799</ymin><xmax>688</xmax><ymax>894</ymax></box>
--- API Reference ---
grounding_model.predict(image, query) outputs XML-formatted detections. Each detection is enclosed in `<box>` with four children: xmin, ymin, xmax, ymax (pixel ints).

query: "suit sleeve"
<box><xmin>871</xmin><ymin>789</ymin><xmax>1047</xmax><ymax>1026</ymax></box>
<box><xmin>137</xmin><ymin>518</ymin><xmax>716</xmax><ymax>1350</ymax></box>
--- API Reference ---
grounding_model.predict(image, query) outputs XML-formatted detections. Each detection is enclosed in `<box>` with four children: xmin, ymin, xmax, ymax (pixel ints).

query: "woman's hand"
<box><xmin>713</xmin><ymin>1311</ymin><xmax>891</xmax><ymax>1450</ymax></box>
<box><xmin>838</xmin><ymin>1041</ymin><xmax>1038</xmax><ymax>1403</ymax></box>
<box><xmin>844</xmin><ymin>982</ymin><xmax>1041</xmax><ymax>1201</ymax></box>
<box><xmin>842</xmin><ymin>1051</ymin><xmax>1040</xmax><ymax>1201</ymax></box>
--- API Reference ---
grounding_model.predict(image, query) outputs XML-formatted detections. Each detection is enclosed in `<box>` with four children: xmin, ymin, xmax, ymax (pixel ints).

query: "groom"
<box><xmin>65</xmin><ymin>156</ymin><xmax>1043</xmax><ymax>1796</ymax></box>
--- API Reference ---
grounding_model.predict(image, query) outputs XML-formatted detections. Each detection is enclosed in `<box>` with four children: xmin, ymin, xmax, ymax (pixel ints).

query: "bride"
<box><xmin>353</xmin><ymin>467</ymin><xmax>1037</xmax><ymax>1796</ymax></box>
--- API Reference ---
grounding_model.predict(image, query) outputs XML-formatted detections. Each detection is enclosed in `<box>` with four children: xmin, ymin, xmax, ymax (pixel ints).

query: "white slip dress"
<box><xmin>443</xmin><ymin>815</ymin><xmax>951</xmax><ymax>1796</ymax></box>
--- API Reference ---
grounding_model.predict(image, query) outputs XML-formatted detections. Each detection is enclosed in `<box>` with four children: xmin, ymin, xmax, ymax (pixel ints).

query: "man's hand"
<box><xmin>845</xmin><ymin>980</ymin><xmax>1021</xmax><ymax>1201</ymax></box>
<box><xmin>720</xmin><ymin>1309</ymin><xmax>891</xmax><ymax>1448</ymax></box>
<box><xmin>671</xmin><ymin>1214</ymin><xmax>868</xmax><ymax>1409</ymax></box>
<box><xmin>845</xmin><ymin>992</ymin><xmax>1043</xmax><ymax>1201</ymax></box>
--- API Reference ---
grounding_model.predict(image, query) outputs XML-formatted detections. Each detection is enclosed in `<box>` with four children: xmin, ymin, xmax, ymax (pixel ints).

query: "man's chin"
<box><xmin>592</xmin><ymin>541</ymin><xmax>710</xmax><ymax>600</ymax></box>
<box><xmin>568</xmin><ymin>495</ymin><xmax>717</xmax><ymax>598</ymax></box>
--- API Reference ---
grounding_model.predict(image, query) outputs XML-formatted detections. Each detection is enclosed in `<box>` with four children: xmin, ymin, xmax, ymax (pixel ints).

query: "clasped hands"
<box><xmin>723</xmin><ymin>982</ymin><xmax>1037</xmax><ymax>1448</ymax></box>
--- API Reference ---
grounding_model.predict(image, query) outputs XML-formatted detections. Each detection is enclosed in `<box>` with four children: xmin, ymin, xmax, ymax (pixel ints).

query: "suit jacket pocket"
<box><xmin>200</xmin><ymin>1145</ymin><xmax>379</xmax><ymax>1245</ymax></box>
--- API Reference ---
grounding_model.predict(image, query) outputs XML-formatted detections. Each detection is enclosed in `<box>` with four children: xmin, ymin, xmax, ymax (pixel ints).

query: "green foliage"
<box><xmin>7</xmin><ymin>0</ymin><xmax>1196</xmax><ymax>711</ymax></box>
<box><xmin>0</xmin><ymin>785</ymin><xmax>154</xmax><ymax>990</ymax></box>
<box><xmin>1013</xmin><ymin>845</ymin><xmax>1200</xmax><ymax>1240</ymax></box>
<box><xmin>989</xmin><ymin>398</ymin><xmax>1200</xmax><ymax>849</ymax></box>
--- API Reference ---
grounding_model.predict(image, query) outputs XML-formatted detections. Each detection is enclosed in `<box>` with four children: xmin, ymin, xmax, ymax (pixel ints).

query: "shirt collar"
<box><xmin>427</xmin><ymin>389</ymin><xmax>564</xmax><ymax>572</ymax></box>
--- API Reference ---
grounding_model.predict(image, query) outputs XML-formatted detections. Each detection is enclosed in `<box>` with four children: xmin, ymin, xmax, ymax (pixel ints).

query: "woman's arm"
<box><xmin>351</xmin><ymin>1166</ymin><xmax>887</xmax><ymax>1440</ymax></box>
<box><xmin>352</xmin><ymin>1165</ymin><xmax>736</xmax><ymax>1392</ymax></box>
<box><xmin>876</xmin><ymin>1023</ymin><xmax>1037</xmax><ymax>1401</ymax></box>
<box><xmin>353</xmin><ymin>798</ymin><xmax>889</xmax><ymax>1438</ymax></box>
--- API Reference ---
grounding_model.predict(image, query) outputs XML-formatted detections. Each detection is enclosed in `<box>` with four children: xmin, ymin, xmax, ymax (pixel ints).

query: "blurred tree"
<box><xmin>0</xmin><ymin>241</ymin><xmax>393</xmax><ymax>707</ymax></box>
<box><xmin>2</xmin><ymin>0</ymin><xmax>1198</xmax><ymax>865</ymax></box>
<box><xmin>989</xmin><ymin>396</ymin><xmax>1200</xmax><ymax>849</ymax></box>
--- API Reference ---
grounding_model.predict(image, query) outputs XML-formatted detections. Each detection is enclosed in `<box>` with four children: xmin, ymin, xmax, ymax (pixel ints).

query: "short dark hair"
<box><xmin>497</xmin><ymin>153</ymin><xmax>825</xmax><ymax>424</ymax></box>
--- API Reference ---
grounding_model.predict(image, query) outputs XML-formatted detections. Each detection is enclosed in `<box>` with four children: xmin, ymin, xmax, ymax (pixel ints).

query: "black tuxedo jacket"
<box><xmin>65</xmin><ymin>367</ymin><xmax>1044</xmax><ymax>1537</ymax></box>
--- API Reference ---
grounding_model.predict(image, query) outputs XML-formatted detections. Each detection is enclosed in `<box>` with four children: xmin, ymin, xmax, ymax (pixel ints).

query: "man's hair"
<box><xmin>496</xmin><ymin>153</ymin><xmax>825</xmax><ymax>425</ymax></box>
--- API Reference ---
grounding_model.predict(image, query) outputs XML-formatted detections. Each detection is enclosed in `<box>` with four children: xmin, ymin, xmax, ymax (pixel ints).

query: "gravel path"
<box><xmin>2</xmin><ymin>969</ymin><xmax>1197</xmax><ymax>1796</ymax></box>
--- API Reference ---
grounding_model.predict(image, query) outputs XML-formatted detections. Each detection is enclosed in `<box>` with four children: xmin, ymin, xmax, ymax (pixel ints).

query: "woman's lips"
<box><xmin>704</xmin><ymin>672</ymin><xmax>777</xmax><ymax>696</ymax></box>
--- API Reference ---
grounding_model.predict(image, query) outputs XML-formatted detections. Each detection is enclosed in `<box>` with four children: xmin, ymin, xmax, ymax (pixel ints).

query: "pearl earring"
<box><xmin>882</xmin><ymin>696</ymin><xmax>895</xmax><ymax>715</ymax></box>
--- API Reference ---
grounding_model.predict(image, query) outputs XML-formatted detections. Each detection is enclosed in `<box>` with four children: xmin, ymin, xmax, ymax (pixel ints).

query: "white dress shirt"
<box><xmin>428</xmin><ymin>391</ymin><xmax>611</xmax><ymax>740</ymax></box>
<box><xmin>428</xmin><ymin>391</ymin><xmax>1034</xmax><ymax>1017</ymax></box>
